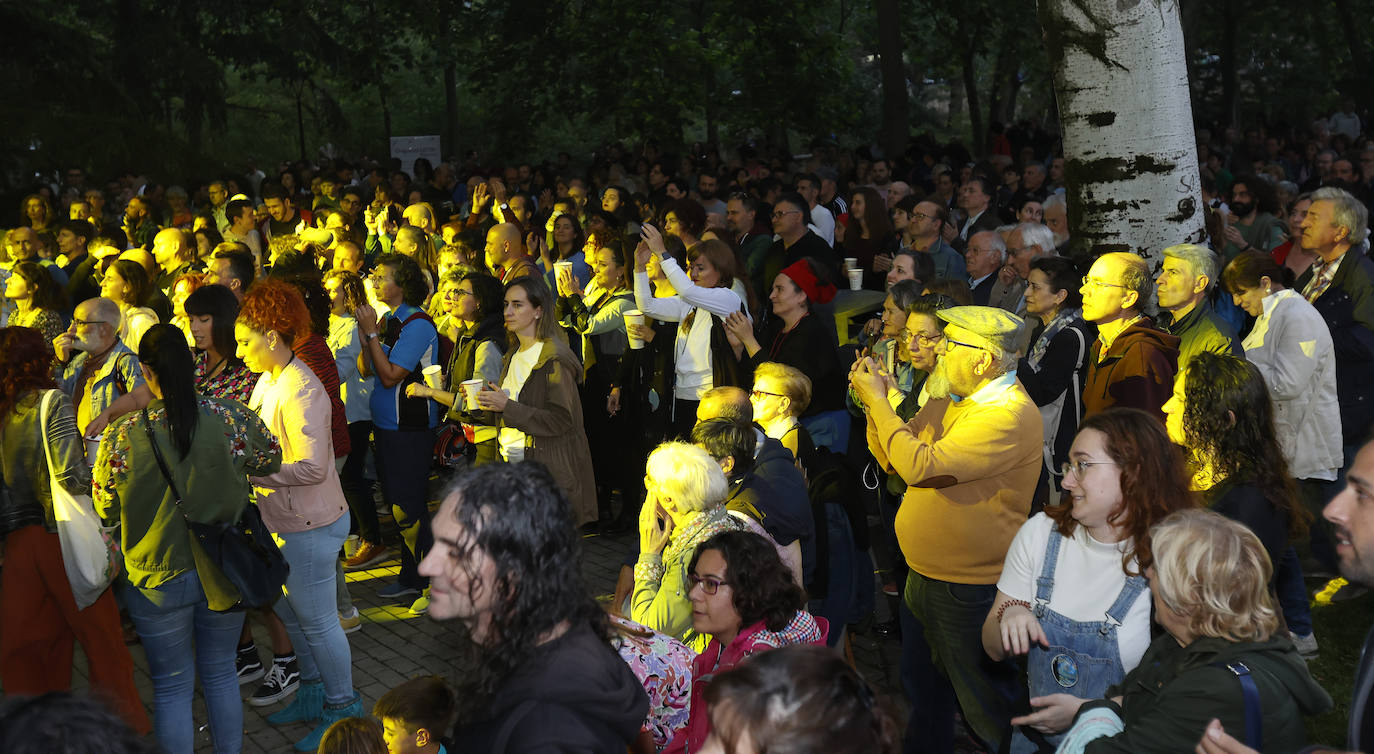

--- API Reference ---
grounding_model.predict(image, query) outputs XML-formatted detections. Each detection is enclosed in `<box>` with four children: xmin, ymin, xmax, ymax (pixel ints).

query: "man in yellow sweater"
<box><xmin>852</xmin><ymin>305</ymin><xmax>1042</xmax><ymax>754</ymax></box>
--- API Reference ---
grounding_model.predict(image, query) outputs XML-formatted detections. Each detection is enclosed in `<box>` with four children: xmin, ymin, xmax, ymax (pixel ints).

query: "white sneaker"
<box><xmin>1291</xmin><ymin>632</ymin><xmax>1318</xmax><ymax>660</ymax></box>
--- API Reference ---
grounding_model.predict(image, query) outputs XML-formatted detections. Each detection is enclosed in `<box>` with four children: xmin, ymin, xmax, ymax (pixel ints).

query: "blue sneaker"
<box><xmin>295</xmin><ymin>692</ymin><xmax>363</xmax><ymax>751</ymax></box>
<box><xmin>377</xmin><ymin>581</ymin><xmax>421</xmax><ymax>601</ymax></box>
<box><xmin>266</xmin><ymin>680</ymin><xmax>324</xmax><ymax>725</ymax></box>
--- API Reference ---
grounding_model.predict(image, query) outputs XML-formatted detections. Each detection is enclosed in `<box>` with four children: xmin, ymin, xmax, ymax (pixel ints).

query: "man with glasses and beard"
<box><xmin>850</xmin><ymin>305</ymin><xmax>1041</xmax><ymax>754</ymax></box>
<box><xmin>52</xmin><ymin>297</ymin><xmax>145</xmax><ymax>436</ymax></box>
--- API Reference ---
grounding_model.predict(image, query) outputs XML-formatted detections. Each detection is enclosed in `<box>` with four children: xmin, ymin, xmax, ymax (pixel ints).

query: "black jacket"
<box><xmin>741</xmin><ymin>312</ymin><xmax>844</xmax><ymax>414</ymax></box>
<box><xmin>1294</xmin><ymin>250</ymin><xmax>1374</xmax><ymax>445</ymax></box>
<box><xmin>451</xmin><ymin>623</ymin><xmax>649</xmax><ymax>754</ymax></box>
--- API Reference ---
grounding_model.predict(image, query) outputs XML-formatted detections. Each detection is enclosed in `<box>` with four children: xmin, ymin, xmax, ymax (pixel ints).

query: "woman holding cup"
<box><xmin>555</xmin><ymin>232</ymin><xmax>636</xmax><ymax>528</ymax></box>
<box><xmin>474</xmin><ymin>276</ymin><xmax>597</xmax><ymax>525</ymax></box>
<box><xmin>405</xmin><ymin>271</ymin><xmax>507</xmax><ymax>465</ymax></box>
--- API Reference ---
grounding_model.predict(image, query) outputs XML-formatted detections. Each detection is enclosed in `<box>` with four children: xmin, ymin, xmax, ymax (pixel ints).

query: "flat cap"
<box><xmin>936</xmin><ymin>305</ymin><xmax>1024</xmax><ymax>352</ymax></box>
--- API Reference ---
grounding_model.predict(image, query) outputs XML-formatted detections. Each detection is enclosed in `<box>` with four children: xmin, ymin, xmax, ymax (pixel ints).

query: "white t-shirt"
<box><xmin>996</xmin><ymin>513</ymin><xmax>1152</xmax><ymax>673</ymax></box>
<box><xmin>498</xmin><ymin>342</ymin><xmax>543</xmax><ymax>458</ymax></box>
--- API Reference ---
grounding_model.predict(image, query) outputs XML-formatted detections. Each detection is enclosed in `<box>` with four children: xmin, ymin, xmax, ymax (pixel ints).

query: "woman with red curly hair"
<box><xmin>236</xmin><ymin>279</ymin><xmax>361</xmax><ymax>749</ymax></box>
<box><xmin>0</xmin><ymin>327</ymin><xmax>149</xmax><ymax>734</ymax></box>
<box><xmin>981</xmin><ymin>407</ymin><xmax>1195</xmax><ymax>752</ymax></box>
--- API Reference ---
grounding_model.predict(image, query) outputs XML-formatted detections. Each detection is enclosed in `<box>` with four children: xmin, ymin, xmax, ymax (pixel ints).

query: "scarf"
<box><xmin>1027</xmin><ymin>308</ymin><xmax>1081</xmax><ymax>370</ymax></box>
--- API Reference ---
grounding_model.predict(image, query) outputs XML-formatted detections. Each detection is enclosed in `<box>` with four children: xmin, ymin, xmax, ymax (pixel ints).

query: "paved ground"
<box><xmin>63</xmin><ymin>501</ymin><xmax>919</xmax><ymax>753</ymax></box>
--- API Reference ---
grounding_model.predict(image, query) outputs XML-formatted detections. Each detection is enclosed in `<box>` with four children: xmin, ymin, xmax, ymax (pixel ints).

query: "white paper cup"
<box><xmin>847</xmin><ymin>268</ymin><xmax>864</xmax><ymax>291</ymax></box>
<box><xmin>554</xmin><ymin>260</ymin><xmax>574</xmax><ymax>279</ymax></box>
<box><xmin>422</xmin><ymin>364</ymin><xmax>443</xmax><ymax>390</ymax></box>
<box><xmin>344</xmin><ymin>534</ymin><xmax>360</xmax><ymax>558</ymax></box>
<box><xmin>85</xmin><ymin>437</ymin><xmax>100</xmax><ymax>467</ymax></box>
<box><xmin>461</xmin><ymin>379</ymin><xmax>484</xmax><ymax>410</ymax></box>
<box><xmin>505</xmin><ymin>444</ymin><xmax>526</xmax><ymax>463</ymax></box>
<box><xmin>624</xmin><ymin>310</ymin><xmax>646</xmax><ymax>350</ymax></box>
<box><xmin>844</xmin><ymin>257</ymin><xmax>858</xmax><ymax>272</ymax></box>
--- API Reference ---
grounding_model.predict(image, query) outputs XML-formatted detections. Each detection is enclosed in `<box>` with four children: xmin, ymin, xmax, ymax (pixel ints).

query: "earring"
<box><xmin>974</xmin><ymin>365</ymin><xmax>985</xmax><ymax>376</ymax></box>
<box><xmin>1263</xmin><ymin>286</ymin><xmax>1271</xmax><ymax>295</ymax></box>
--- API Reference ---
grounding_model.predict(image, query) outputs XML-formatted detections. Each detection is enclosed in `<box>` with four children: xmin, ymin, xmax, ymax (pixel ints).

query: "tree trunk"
<box><xmin>1218</xmin><ymin>0</ymin><xmax>1239</xmax><ymax>128</ymax></box>
<box><xmin>444</xmin><ymin>63</ymin><xmax>458</xmax><ymax>160</ymax></box>
<box><xmin>961</xmin><ymin>45</ymin><xmax>984</xmax><ymax>158</ymax></box>
<box><xmin>377</xmin><ymin>78</ymin><xmax>393</xmax><ymax>145</ymax></box>
<box><xmin>295</xmin><ymin>88</ymin><xmax>307</xmax><ymax>162</ymax></box>
<box><xmin>1039</xmin><ymin>0</ymin><xmax>1204</xmax><ymax>265</ymax></box>
<box><xmin>876</xmin><ymin>0</ymin><xmax>907</xmax><ymax>160</ymax></box>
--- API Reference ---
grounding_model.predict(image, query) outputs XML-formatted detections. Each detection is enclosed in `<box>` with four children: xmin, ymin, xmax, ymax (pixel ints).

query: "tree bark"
<box><xmin>876</xmin><ymin>0</ymin><xmax>908</xmax><ymax>159</ymax></box>
<box><xmin>444</xmin><ymin>62</ymin><xmax>458</xmax><ymax>160</ymax></box>
<box><xmin>1039</xmin><ymin>0</ymin><xmax>1204</xmax><ymax>266</ymax></box>
<box><xmin>961</xmin><ymin>44</ymin><xmax>984</xmax><ymax>157</ymax></box>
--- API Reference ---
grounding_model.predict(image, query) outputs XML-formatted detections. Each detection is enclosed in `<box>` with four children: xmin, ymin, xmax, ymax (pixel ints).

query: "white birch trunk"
<box><xmin>1038</xmin><ymin>0</ymin><xmax>1205</xmax><ymax>267</ymax></box>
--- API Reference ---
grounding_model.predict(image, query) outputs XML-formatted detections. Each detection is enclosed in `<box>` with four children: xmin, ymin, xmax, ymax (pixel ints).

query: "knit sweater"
<box><xmin>867</xmin><ymin>372</ymin><xmax>1041</xmax><ymax>584</ymax></box>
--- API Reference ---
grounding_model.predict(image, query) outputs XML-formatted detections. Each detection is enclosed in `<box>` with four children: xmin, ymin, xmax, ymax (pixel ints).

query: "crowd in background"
<box><xmin>3</xmin><ymin>110</ymin><xmax>1374</xmax><ymax>753</ymax></box>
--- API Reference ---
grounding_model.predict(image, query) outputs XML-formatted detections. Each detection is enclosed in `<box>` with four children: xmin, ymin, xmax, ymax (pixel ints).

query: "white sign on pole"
<box><xmin>390</xmin><ymin>136</ymin><xmax>442</xmax><ymax>180</ymax></box>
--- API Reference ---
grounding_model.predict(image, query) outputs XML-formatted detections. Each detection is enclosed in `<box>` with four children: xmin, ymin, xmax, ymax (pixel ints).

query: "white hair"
<box><xmin>645</xmin><ymin>442</ymin><xmax>727</xmax><ymax>512</ymax></box>
<box><xmin>1162</xmin><ymin>243</ymin><xmax>1219</xmax><ymax>291</ymax></box>
<box><xmin>1015</xmin><ymin>223</ymin><xmax>1057</xmax><ymax>257</ymax></box>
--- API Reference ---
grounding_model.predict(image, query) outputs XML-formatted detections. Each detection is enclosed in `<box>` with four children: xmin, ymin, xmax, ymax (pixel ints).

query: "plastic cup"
<box><xmin>461</xmin><ymin>379</ymin><xmax>484</xmax><ymax>410</ymax></box>
<box><xmin>85</xmin><ymin>437</ymin><xmax>100</xmax><ymax>467</ymax></box>
<box><xmin>505</xmin><ymin>444</ymin><xmax>526</xmax><ymax>463</ymax></box>
<box><xmin>422</xmin><ymin>364</ymin><xmax>443</xmax><ymax>390</ymax></box>
<box><xmin>847</xmin><ymin>268</ymin><xmax>864</xmax><ymax>291</ymax></box>
<box><xmin>624</xmin><ymin>310</ymin><xmax>646</xmax><ymax>350</ymax></box>
<box><xmin>844</xmin><ymin>257</ymin><xmax>858</xmax><ymax>272</ymax></box>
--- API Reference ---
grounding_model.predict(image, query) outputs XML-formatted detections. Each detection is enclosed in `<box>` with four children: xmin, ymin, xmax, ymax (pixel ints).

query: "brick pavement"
<box><xmin>65</xmin><ymin>507</ymin><xmax>919</xmax><ymax>753</ymax></box>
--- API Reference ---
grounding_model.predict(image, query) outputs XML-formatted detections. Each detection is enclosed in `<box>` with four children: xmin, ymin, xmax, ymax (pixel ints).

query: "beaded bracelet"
<box><xmin>997</xmin><ymin>599</ymin><xmax>1032</xmax><ymax>623</ymax></box>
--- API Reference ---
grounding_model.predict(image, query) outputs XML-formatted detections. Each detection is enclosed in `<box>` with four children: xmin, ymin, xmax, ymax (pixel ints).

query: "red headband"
<box><xmin>781</xmin><ymin>260</ymin><xmax>838</xmax><ymax>304</ymax></box>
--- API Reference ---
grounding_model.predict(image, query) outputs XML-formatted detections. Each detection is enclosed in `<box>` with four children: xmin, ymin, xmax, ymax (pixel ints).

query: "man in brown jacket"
<box><xmin>1080</xmin><ymin>252</ymin><xmax>1180</xmax><ymax>423</ymax></box>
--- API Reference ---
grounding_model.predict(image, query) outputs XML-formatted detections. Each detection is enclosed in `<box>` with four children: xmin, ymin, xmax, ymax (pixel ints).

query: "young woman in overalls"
<box><xmin>980</xmin><ymin>408</ymin><xmax>1196</xmax><ymax>752</ymax></box>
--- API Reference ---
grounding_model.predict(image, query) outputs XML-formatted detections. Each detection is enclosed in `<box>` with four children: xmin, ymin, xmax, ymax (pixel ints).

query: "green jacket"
<box><xmin>1081</xmin><ymin>633</ymin><xmax>1331</xmax><ymax>753</ymax></box>
<box><xmin>93</xmin><ymin>396</ymin><xmax>282</xmax><ymax>602</ymax></box>
<box><xmin>1160</xmin><ymin>301</ymin><xmax>1240</xmax><ymax>373</ymax></box>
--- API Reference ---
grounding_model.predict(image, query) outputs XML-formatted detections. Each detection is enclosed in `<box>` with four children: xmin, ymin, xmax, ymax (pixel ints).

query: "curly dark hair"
<box><xmin>1180</xmin><ymin>352</ymin><xmax>1310</xmax><ymax>540</ymax></box>
<box><xmin>375</xmin><ymin>252</ymin><xmax>428</xmax><ymax>307</ymax></box>
<box><xmin>440</xmin><ymin>462</ymin><xmax>607</xmax><ymax>723</ymax></box>
<box><xmin>0</xmin><ymin>327</ymin><xmax>58</xmax><ymax>419</ymax></box>
<box><xmin>689</xmin><ymin>531</ymin><xmax>805</xmax><ymax>632</ymax></box>
<box><xmin>1045</xmin><ymin>407</ymin><xmax>1196</xmax><ymax>575</ymax></box>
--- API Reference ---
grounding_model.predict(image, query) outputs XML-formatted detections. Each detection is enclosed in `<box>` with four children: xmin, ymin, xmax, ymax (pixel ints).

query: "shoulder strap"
<box><xmin>141</xmin><ymin>408</ymin><xmax>188</xmax><ymax>515</ymax></box>
<box><xmin>1211</xmin><ymin>660</ymin><xmax>1263</xmax><ymax>751</ymax></box>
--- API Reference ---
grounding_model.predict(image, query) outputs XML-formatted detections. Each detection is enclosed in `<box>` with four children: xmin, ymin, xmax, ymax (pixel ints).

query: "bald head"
<box><xmin>152</xmin><ymin>228</ymin><xmax>191</xmax><ymax>270</ymax></box>
<box><xmin>484</xmin><ymin>222</ymin><xmax>525</xmax><ymax>269</ymax></box>
<box><xmin>120</xmin><ymin>248</ymin><xmax>158</xmax><ymax>277</ymax></box>
<box><xmin>696</xmin><ymin>386</ymin><xmax>752</xmax><ymax>425</ymax></box>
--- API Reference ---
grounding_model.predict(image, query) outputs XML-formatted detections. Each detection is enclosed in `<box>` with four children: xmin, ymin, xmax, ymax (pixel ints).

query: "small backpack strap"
<box><xmin>1211</xmin><ymin>660</ymin><xmax>1263</xmax><ymax>751</ymax></box>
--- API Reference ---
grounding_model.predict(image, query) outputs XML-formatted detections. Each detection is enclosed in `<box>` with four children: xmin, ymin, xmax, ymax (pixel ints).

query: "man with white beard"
<box><xmin>850</xmin><ymin>305</ymin><xmax>1042</xmax><ymax>754</ymax></box>
<box><xmin>52</xmin><ymin>297</ymin><xmax>145</xmax><ymax>435</ymax></box>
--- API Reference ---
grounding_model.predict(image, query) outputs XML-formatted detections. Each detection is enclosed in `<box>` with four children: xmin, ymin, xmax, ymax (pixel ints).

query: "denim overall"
<box><xmin>1011</xmin><ymin>532</ymin><xmax>1147</xmax><ymax>753</ymax></box>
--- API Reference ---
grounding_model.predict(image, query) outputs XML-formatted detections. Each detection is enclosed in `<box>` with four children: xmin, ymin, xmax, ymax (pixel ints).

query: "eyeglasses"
<box><xmin>1081</xmin><ymin>276</ymin><xmax>1126</xmax><ymax>290</ymax></box>
<box><xmin>910</xmin><ymin>212</ymin><xmax>933</xmax><ymax>221</ymax></box>
<box><xmin>901</xmin><ymin>329</ymin><xmax>944</xmax><ymax>346</ymax></box>
<box><xmin>687</xmin><ymin>573</ymin><xmax>731</xmax><ymax>595</ymax></box>
<box><xmin>70</xmin><ymin>318</ymin><xmax>110</xmax><ymax>329</ymax></box>
<box><xmin>771</xmin><ymin>209</ymin><xmax>801</xmax><ymax>219</ymax></box>
<box><xmin>943</xmin><ymin>337</ymin><xmax>985</xmax><ymax>352</ymax></box>
<box><xmin>1057</xmin><ymin>460</ymin><xmax>1117</xmax><ymax>479</ymax></box>
<box><xmin>750</xmin><ymin>389</ymin><xmax>786</xmax><ymax>400</ymax></box>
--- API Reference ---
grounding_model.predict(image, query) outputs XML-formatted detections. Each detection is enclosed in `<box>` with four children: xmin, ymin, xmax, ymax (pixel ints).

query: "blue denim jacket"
<box><xmin>59</xmin><ymin>340</ymin><xmax>145</xmax><ymax>424</ymax></box>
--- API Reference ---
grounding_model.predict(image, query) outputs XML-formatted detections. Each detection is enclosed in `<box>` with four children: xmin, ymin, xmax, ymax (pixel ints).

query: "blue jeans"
<box><xmin>374</xmin><ymin>427</ymin><xmax>435</xmax><ymax>589</ymax></box>
<box><xmin>1275</xmin><ymin>546</ymin><xmax>1313</xmax><ymax>635</ymax></box>
<box><xmin>124</xmin><ymin>570</ymin><xmax>246</xmax><ymax>754</ymax></box>
<box><xmin>901</xmin><ymin>572</ymin><xmax>1022</xmax><ymax>754</ymax></box>
<box><xmin>273</xmin><ymin>513</ymin><xmax>354</xmax><ymax>704</ymax></box>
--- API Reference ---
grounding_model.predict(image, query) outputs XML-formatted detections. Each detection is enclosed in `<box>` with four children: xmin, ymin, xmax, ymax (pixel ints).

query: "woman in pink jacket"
<box><xmin>664</xmin><ymin>530</ymin><xmax>828</xmax><ymax>753</ymax></box>
<box><xmin>237</xmin><ymin>279</ymin><xmax>360</xmax><ymax>751</ymax></box>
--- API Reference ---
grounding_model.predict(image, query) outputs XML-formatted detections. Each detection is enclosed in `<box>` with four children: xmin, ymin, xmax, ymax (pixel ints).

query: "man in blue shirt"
<box><xmin>357</xmin><ymin>253</ymin><xmax>439</xmax><ymax>614</ymax></box>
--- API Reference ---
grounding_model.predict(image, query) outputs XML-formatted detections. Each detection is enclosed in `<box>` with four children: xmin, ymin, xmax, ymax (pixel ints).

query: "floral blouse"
<box><xmin>194</xmin><ymin>350</ymin><xmax>257</xmax><ymax>403</ymax></box>
<box><xmin>609</xmin><ymin>614</ymin><xmax>695</xmax><ymax>751</ymax></box>
<box><xmin>11</xmin><ymin>306</ymin><xmax>63</xmax><ymax>343</ymax></box>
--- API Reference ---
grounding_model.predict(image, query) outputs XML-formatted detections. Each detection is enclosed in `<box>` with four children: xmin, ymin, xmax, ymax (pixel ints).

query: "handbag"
<box><xmin>141</xmin><ymin>408</ymin><xmax>288</xmax><ymax>611</ymax></box>
<box><xmin>40</xmin><ymin>390</ymin><xmax>120</xmax><ymax>610</ymax></box>
<box><xmin>432</xmin><ymin>420</ymin><xmax>470</xmax><ymax>471</ymax></box>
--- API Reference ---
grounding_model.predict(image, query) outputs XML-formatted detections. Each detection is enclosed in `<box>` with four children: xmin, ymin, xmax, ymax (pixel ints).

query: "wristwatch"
<box><xmin>365</xmin><ymin>332</ymin><xmax>379</xmax><ymax>341</ymax></box>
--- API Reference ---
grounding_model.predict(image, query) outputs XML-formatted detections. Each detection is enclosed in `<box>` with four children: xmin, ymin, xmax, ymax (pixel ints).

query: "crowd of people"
<box><xmin>4</xmin><ymin>117</ymin><xmax>1374</xmax><ymax>753</ymax></box>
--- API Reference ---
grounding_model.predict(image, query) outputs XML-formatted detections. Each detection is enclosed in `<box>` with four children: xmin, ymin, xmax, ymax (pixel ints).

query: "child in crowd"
<box><xmin>373</xmin><ymin>676</ymin><xmax>459</xmax><ymax>754</ymax></box>
<box><xmin>317</xmin><ymin>716</ymin><xmax>387</xmax><ymax>754</ymax></box>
